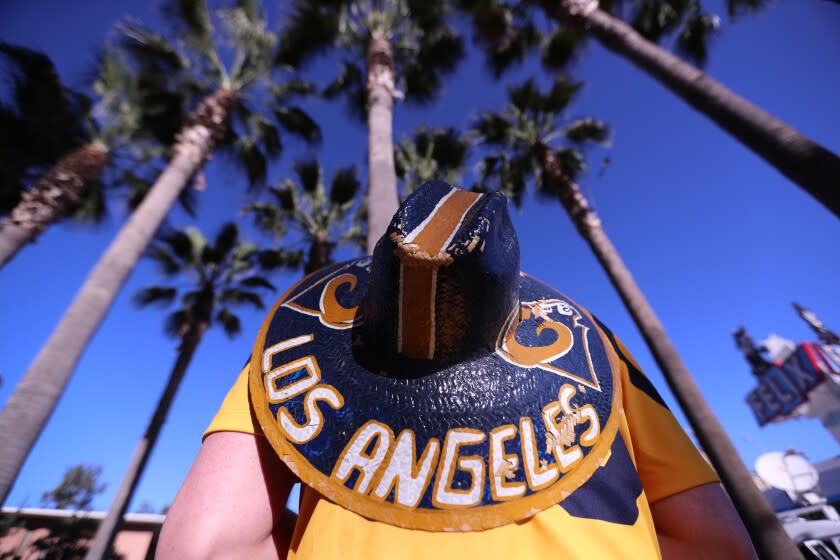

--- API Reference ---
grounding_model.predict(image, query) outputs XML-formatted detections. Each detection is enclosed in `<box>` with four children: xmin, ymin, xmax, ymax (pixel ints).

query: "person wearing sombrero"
<box><xmin>158</xmin><ymin>182</ymin><xmax>754</xmax><ymax>559</ymax></box>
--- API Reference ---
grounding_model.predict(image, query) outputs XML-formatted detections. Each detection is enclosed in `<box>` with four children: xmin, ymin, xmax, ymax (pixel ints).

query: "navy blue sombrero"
<box><xmin>249</xmin><ymin>181</ymin><xmax>621</xmax><ymax>531</ymax></box>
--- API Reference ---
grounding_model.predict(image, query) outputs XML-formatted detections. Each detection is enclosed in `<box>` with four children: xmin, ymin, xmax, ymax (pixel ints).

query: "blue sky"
<box><xmin>0</xmin><ymin>0</ymin><xmax>838</xmax><ymax>513</ymax></box>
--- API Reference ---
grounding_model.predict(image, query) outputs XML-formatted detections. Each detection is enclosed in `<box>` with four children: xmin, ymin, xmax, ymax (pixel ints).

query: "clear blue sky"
<box><xmin>0</xmin><ymin>0</ymin><xmax>837</xmax><ymax>513</ymax></box>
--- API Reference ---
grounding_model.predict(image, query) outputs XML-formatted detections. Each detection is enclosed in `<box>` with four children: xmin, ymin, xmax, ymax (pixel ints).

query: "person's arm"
<box><xmin>651</xmin><ymin>483</ymin><xmax>756</xmax><ymax>560</ymax></box>
<box><xmin>156</xmin><ymin>431</ymin><xmax>297</xmax><ymax>560</ymax></box>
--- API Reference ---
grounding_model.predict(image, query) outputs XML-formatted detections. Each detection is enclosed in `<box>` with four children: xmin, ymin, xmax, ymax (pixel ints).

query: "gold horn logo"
<box><xmin>284</xmin><ymin>265</ymin><xmax>362</xmax><ymax>330</ymax></box>
<box><xmin>496</xmin><ymin>299</ymin><xmax>602</xmax><ymax>391</ymax></box>
<box><xmin>498</xmin><ymin>301</ymin><xmax>574</xmax><ymax>367</ymax></box>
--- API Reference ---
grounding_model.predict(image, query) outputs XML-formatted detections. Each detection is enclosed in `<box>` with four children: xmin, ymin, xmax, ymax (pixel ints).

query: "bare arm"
<box><xmin>157</xmin><ymin>432</ymin><xmax>297</xmax><ymax>560</ymax></box>
<box><xmin>651</xmin><ymin>483</ymin><xmax>757</xmax><ymax>560</ymax></box>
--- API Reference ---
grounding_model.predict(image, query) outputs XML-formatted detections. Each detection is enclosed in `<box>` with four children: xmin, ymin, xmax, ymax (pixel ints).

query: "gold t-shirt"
<box><xmin>206</xmin><ymin>336</ymin><xmax>718</xmax><ymax>560</ymax></box>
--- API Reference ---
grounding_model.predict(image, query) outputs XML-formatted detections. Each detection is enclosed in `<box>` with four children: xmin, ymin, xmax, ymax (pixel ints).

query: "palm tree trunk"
<box><xmin>85</xmin><ymin>320</ymin><xmax>207</xmax><ymax>560</ymax></box>
<box><xmin>0</xmin><ymin>143</ymin><xmax>108</xmax><ymax>268</ymax></box>
<box><xmin>365</xmin><ymin>32</ymin><xmax>400</xmax><ymax>254</ymax></box>
<box><xmin>0</xmin><ymin>88</ymin><xmax>235</xmax><ymax>506</ymax></box>
<box><xmin>534</xmin><ymin>143</ymin><xmax>803</xmax><ymax>560</ymax></box>
<box><xmin>304</xmin><ymin>235</ymin><xmax>332</xmax><ymax>275</ymax></box>
<box><xmin>540</xmin><ymin>1</ymin><xmax>840</xmax><ymax>219</ymax></box>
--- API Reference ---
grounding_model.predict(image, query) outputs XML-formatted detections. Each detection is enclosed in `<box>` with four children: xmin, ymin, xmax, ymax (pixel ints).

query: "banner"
<box><xmin>745</xmin><ymin>344</ymin><xmax>827</xmax><ymax>426</ymax></box>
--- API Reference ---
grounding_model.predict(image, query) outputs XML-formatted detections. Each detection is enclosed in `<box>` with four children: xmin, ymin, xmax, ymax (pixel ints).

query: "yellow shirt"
<box><xmin>206</xmin><ymin>336</ymin><xmax>717</xmax><ymax>560</ymax></box>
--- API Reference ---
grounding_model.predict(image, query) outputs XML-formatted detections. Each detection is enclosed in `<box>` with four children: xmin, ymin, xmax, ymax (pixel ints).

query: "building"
<box><xmin>0</xmin><ymin>507</ymin><xmax>164</xmax><ymax>559</ymax></box>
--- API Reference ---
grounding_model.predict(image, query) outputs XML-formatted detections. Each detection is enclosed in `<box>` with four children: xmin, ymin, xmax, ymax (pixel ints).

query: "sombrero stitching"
<box><xmin>250</xmin><ymin>181</ymin><xmax>621</xmax><ymax>531</ymax></box>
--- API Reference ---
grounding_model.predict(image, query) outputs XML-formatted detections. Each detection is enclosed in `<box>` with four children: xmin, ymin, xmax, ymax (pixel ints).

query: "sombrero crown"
<box><xmin>250</xmin><ymin>181</ymin><xmax>621</xmax><ymax>531</ymax></box>
<box><xmin>358</xmin><ymin>181</ymin><xmax>518</xmax><ymax>370</ymax></box>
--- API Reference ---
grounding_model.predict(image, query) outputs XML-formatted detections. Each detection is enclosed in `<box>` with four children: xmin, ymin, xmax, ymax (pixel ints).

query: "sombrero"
<box><xmin>249</xmin><ymin>180</ymin><xmax>621</xmax><ymax>531</ymax></box>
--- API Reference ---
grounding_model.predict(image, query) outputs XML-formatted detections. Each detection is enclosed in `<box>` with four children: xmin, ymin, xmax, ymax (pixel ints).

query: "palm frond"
<box><xmin>564</xmin><ymin>118</ymin><xmax>609</xmax><ymax>144</ymax></box>
<box><xmin>416</xmin><ymin>25</ymin><xmax>463</xmax><ymax>75</ymax></box>
<box><xmin>159</xmin><ymin>229</ymin><xmax>196</xmax><ymax>265</ymax></box>
<box><xmin>233</xmin><ymin>138</ymin><xmax>268</xmax><ymax>187</ymax></box>
<box><xmin>541</xmin><ymin>27</ymin><xmax>581</xmax><ymax>71</ymax></box>
<box><xmin>185</xmin><ymin>228</ymin><xmax>210</xmax><ymax>263</ymax></box>
<box><xmin>472</xmin><ymin>111</ymin><xmax>513</xmax><ymax>145</ymax></box>
<box><xmin>319</xmin><ymin>57</ymin><xmax>367</xmax><ymax>123</ymax></box>
<box><xmin>401</xmin><ymin>63</ymin><xmax>441</xmax><ymax>107</ymax></box>
<box><xmin>236</xmin><ymin>0</ymin><xmax>261</xmax><ymax>22</ymax></box>
<box><xmin>294</xmin><ymin>160</ymin><xmax>322</xmax><ymax>194</ymax></box>
<box><xmin>322</xmin><ymin>60</ymin><xmax>363</xmax><ymax>100</ymax></box>
<box><xmin>329</xmin><ymin>166</ymin><xmax>361</xmax><ymax>205</ymax></box>
<box><xmin>258</xmin><ymin>248</ymin><xmax>304</xmax><ymax>270</ymax></box>
<box><xmin>275</xmin><ymin>1</ymin><xmax>342</xmax><ymax>68</ymax></box>
<box><xmin>272</xmin><ymin>184</ymin><xmax>297</xmax><ymax>211</ymax></box>
<box><xmin>396</xmin><ymin>126</ymin><xmax>469</xmax><ymax>194</ymax></box>
<box><xmin>250</xmin><ymin>115</ymin><xmax>282</xmax><ymax>158</ymax></box>
<box><xmin>215</xmin><ymin>307</ymin><xmax>242</xmax><ymax>338</ymax></box>
<box><xmin>71</xmin><ymin>179</ymin><xmax>108</xmax><ymax>224</ymax></box>
<box><xmin>133</xmin><ymin>286</ymin><xmax>178</xmax><ymax>308</ymax></box>
<box><xmin>402</xmin><ymin>26</ymin><xmax>464</xmax><ymax>104</ymax></box>
<box><xmin>0</xmin><ymin>43</ymin><xmax>87</xmax><ymax>126</ymax></box>
<box><xmin>727</xmin><ymin>0</ymin><xmax>771</xmax><ymax>19</ymax></box>
<box><xmin>0</xmin><ymin>42</ymin><xmax>91</xmax><ymax>179</ymax></box>
<box><xmin>274</xmin><ymin>106</ymin><xmax>322</xmax><ymax>145</ymax></box>
<box><xmin>244</xmin><ymin>201</ymin><xmax>284</xmax><ymax>236</ymax></box>
<box><xmin>508</xmin><ymin>78</ymin><xmax>541</xmax><ymax>112</ymax></box>
<box><xmin>470</xmin><ymin>4</ymin><xmax>540</xmax><ymax>78</ymax></box>
<box><xmin>161</xmin><ymin>0</ymin><xmax>214</xmax><ymax>54</ymax></box>
<box><xmin>430</xmin><ymin>128</ymin><xmax>469</xmax><ymax>171</ymax></box>
<box><xmin>273</xmin><ymin>78</ymin><xmax>317</xmax><ymax>102</ymax></box>
<box><xmin>135</xmin><ymin>77</ymin><xmax>186</xmax><ymax>145</ymax></box>
<box><xmin>630</xmin><ymin>0</ymin><xmax>687</xmax><ymax>43</ymax></box>
<box><xmin>504</xmin><ymin>152</ymin><xmax>535</xmax><ymax>206</ymax></box>
<box><xmin>239</xmin><ymin>275</ymin><xmax>276</xmax><ymax>291</ymax></box>
<box><xmin>543</xmin><ymin>78</ymin><xmax>584</xmax><ymax>113</ymax></box>
<box><xmin>164</xmin><ymin>309</ymin><xmax>190</xmax><ymax>338</ymax></box>
<box><xmin>220</xmin><ymin>288</ymin><xmax>265</xmax><ymax>309</ymax></box>
<box><xmin>212</xmin><ymin>222</ymin><xmax>239</xmax><ymax>263</ymax></box>
<box><xmin>676</xmin><ymin>13</ymin><xmax>718</xmax><ymax>67</ymax></box>
<box><xmin>553</xmin><ymin>148</ymin><xmax>586</xmax><ymax>180</ymax></box>
<box><xmin>147</xmin><ymin>244</ymin><xmax>182</xmax><ymax>275</ymax></box>
<box><xmin>119</xmin><ymin>22</ymin><xmax>188</xmax><ymax>72</ymax></box>
<box><xmin>231</xmin><ymin>241</ymin><xmax>258</xmax><ymax>263</ymax></box>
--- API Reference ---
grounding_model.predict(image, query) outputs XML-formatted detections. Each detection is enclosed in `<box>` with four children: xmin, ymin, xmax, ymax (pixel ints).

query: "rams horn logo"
<box><xmin>283</xmin><ymin>263</ymin><xmax>368</xmax><ymax>329</ymax></box>
<box><xmin>497</xmin><ymin>299</ymin><xmax>602</xmax><ymax>391</ymax></box>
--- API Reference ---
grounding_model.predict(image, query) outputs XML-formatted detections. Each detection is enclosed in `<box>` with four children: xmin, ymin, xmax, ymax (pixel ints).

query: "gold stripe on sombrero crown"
<box><xmin>357</xmin><ymin>181</ymin><xmax>520</xmax><ymax>371</ymax></box>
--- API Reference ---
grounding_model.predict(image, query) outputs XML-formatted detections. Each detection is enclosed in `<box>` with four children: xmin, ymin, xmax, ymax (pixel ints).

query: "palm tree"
<box><xmin>0</xmin><ymin>44</ymin><xmax>203</xmax><ymax>269</ymax></box>
<box><xmin>464</xmin><ymin>0</ymin><xmax>840</xmax><ymax>219</ymax></box>
<box><xmin>472</xmin><ymin>77</ymin><xmax>802</xmax><ymax>559</ymax></box>
<box><xmin>394</xmin><ymin>126</ymin><xmax>471</xmax><ymax>198</ymax></box>
<box><xmin>85</xmin><ymin>222</ymin><xmax>276</xmax><ymax>560</ymax></box>
<box><xmin>0</xmin><ymin>45</ymin><xmax>216</xmax><ymax>270</ymax></box>
<box><xmin>245</xmin><ymin>160</ymin><xmax>366</xmax><ymax>274</ymax></box>
<box><xmin>276</xmin><ymin>0</ymin><xmax>465</xmax><ymax>253</ymax></box>
<box><xmin>0</xmin><ymin>0</ymin><xmax>319</xmax><ymax>505</ymax></box>
<box><xmin>0</xmin><ymin>43</ymin><xmax>101</xmax><ymax>266</ymax></box>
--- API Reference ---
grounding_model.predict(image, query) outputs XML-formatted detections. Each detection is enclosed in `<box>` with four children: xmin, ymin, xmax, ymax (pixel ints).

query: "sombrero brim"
<box><xmin>250</xmin><ymin>257</ymin><xmax>621</xmax><ymax>531</ymax></box>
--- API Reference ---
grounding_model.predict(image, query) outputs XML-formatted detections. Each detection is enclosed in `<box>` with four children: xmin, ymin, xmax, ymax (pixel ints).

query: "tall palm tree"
<box><xmin>1</xmin><ymin>44</ymin><xmax>217</xmax><ymax>270</ymax></box>
<box><xmin>85</xmin><ymin>222</ymin><xmax>276</xmax><ymax>560</ymax></box>
<box><xmin>245</xmin><ymin>160</ymin><xmax>366</xmax><ymax>274</ymax></box>
<box><xmin>0</xmin><ymin>43</ymin><xmax>89</xmax><ymax>209</ymax></box>
<box><xmin>472</xmin><ymin>77</ymin><xmax>802</xmax><ymax>559</ymax></box>
<box><xmin>463</xmin><ymin>0</ymin><xmax>840</xmax><ymax>219</ymax></box>
<box><xmin>0</xmin><ymin>45</ymin><xmax>202</xmax><ymax>269</ymax></box>
<box><xmin>0</xmin><ymin>43</ymin><xmax>102</xmax><ymax>266</ymax></box>
<box><xmin>0</xmin><ymin>0</ymin><xmax>319</xmax><ymax>505</ymax></box>
<box><xmin>276</xmin><ymin>0</ymin><xmax>465</xmax><ymax>253</ymax></box>
<box><xmin>394</xmin><ymin>126</ymin><xmax>471</xmax><ymax>197</ymax></box>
